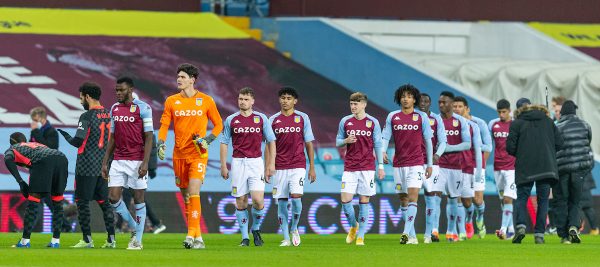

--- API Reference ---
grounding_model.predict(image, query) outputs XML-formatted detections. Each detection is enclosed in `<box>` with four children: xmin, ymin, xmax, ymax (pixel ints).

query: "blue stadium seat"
<box><xmin>317</xmin><ymin>147</ymin><xmax>344</xmax><ymax>177</ymax></box>
<box><xmin>317</xmin><ymin>147</ymin><xmax>342</xmax><ymax>162</ymax></box>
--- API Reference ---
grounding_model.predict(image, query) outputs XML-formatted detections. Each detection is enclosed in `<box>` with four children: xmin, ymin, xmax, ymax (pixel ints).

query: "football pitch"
<box><xmin>0</xmin><ymin>233</ymin><xmax>598</xmax><ymax>267</ymax></box>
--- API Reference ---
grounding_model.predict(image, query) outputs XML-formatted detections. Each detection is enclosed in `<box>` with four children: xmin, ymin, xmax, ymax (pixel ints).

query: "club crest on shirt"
<box><xmin>453</xmin><ymin>119</ymin><xmax>459</xmax><ymax>127</ymax></box>
<box><xmin>130</xmin><ymin>105</ymin><xmax>137</xmax><ymax>113</ymax></box>
<box><xmin>294</xmin><ymin>116</ymin><xmax>301</xmax><ymax>123</ymax></box>
<box><xmin>341</xmin><ymin>182</ymin><xmax>346</xmax><ymax>189</ymax></box>
<box><xmin>175</xmin><ymin>176</ymin><xmax>180</xmax><ymax>186</ymax></box>
<box><xmin>429</xmin><ymin>118</ymin><xmax>435</xmax><ymax>126</ymax></box>
<box><xmin>254</xmin><ymin>116</ymin><xmax>260</xmax><ymax>124</ymax></box>
<box><xmin>412</xmin><ymin>114</ymin><xmax>419</xmax><ymax>122</ymax></box>
<box><xmin>396</xmin><ymin>183</ymin><xmax>402</xmax><ymax>191</ymax></box>
<box><xmin>232</xmin><ymin>187</ymin><xmax>237</xmax><ymax>195</ymax></box>
<box><xmin>366</xmin><ymin>120</ymin><xmax>372</xmax><ymax>128</ymax></box>
<box><xmin>196</xmin><ymin>98</ymin><xmax>203</xmax><ymax>106</ymax></box>
<box><xmin>272</xmin><ymin>187</ymin><xmax>278</xmax><ymax>195</ymax></box>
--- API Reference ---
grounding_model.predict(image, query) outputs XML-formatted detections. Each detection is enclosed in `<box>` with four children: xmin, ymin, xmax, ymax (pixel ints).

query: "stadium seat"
<box><xmin>317</xmin><ymin>147</ymin><xmax>342</xmax><ymax>161</ymax></box>
<box><xmin>317</xmin><ymin>147</ymin><xmax>344</xmax><ymax>178</ymax></box>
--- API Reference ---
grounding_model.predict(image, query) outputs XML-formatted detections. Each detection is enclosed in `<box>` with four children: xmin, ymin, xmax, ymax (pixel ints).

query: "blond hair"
<box><xmin>30</xmin><ymin>106</ymin><xmax>47</xmax><ymax>119</ymax></box>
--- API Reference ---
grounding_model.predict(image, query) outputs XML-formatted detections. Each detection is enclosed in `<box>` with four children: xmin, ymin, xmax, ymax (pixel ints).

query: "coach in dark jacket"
<box><xmin>553</xmin><ymin>100</ymin><xmax>593</xmax><ymax>244</ymax></box>
<box><xmin>29</xmin><ymin>106</ymin><xmax>59</xmax><ymax>149</ymax></box>
<box><xmin>506</xmin><ymin>99</ymin><xmax>564</xmax><ymax>244</ymax></box>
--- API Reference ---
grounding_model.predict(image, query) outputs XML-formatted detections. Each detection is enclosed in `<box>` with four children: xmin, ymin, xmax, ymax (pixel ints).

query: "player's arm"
<box><xmin>263</xmin><ymin>115</ymin><xmax>274</xmax><ymax>175</ymax></box>
<box><xmin>445</xmin><ymin>116</ymin><xmax>472</xmax><ymax>152</ymax></box>
<box><xmin>102</xmin><ymin>109</ymin><xmax>116</xmax><ymax>179</ymax></box>
<box><xmin>263</xmin><ymin>114</ymin><xmax>276</xmax><ymax>181</ymax></box>
<box><xmin>139</xmin><ymin>131</ymin><xmax>153</xmax><ymax>178</ymax></box>
<box><xmin>148</xmin><ymin>134</ymin><xmax>158</xmax><ymax>178</ymax></box>
<box><xmin>380</xmin><ymin>113</ymin><xmax>393</xmax><ymax>164</ymax></box>
<box><xmin>302</xmin><ymin>113</ymin><xmax>317</xmax><ymax>183</ymax></box>
<box><xmin>472</xmin><ymin>123</ymin><xmax>483</xmax><ymax>180</ymax></box>
<box><xmin>102</xmin><ymin>133</ymin><xmax>115</xmax><ymax>180</ymax></box>
<box><xmin>58</xmin><ymin>112</ymin><xmax>90</xmax><ymax>148</ymax></box>
<box><xmin>478</xmin><ymin>119</ymin><xmax>493</xmax><ymax>162</ymax></box>
<box><xmin>138</xmin><ymin>104</ymin><xmax>154</xmax><ymax>178</ymax></box>
<box><xmin>157</xmin><ymin>98</ymin><xmax>172</xmax><ymax>160</ymax></box>
<box><xmin>372</xmin><ymin>118</ymin><xmax>385</xmax><ymax>180</ymax></box>
<box><xmin>205</xmin><ymin>97</ymin><xmax>224</xmax><ymax>143</ymax></box>
<box><xmin>434</xmin><ymin>115</ymin><xmax>447</xmax><ymax>162</ymax></box>
<box><xmin>4</xmin><ymin>150</ymin><xmax>23</xmax><ymax>182</ymax></box>
<box><xmin>335</xmin><ymin>117</ymin><xmax>348</xmax><ymax>147</ymax></box>
<box><xmin>220</xmin><ymin>143</ymin><xmax>229</xmax><ymax>180</ymax></box>
<box><xmin>420</xmin><ymin>112</ymin><xmax>434</xmax><ymax>168</ymax></box>
<box><xmin>487</xmin><ymin>119</ymin><xmax>497</xmax><ymax>150</ymax></box>
<box><xmin>219</xmin><ymin>116</ymin><xmax>233</xmax><ymax>180</ymax></box>
<box><xmin>3</xmin><ymin>150</ymin><xmax>29</xmax><ymax>198</ymax></box>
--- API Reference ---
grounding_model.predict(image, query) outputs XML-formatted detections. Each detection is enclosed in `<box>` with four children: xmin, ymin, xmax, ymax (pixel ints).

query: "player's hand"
<box><xmin>378</xmin><ymin>169</ymin><xmax>385</xmax><ymax>180</ymax></box>
<box><xmin>221</xmin><ymin>167</ymin><xmax>229</xmax><ymax>180</ymax></box>
<box><xmin>195</xmin><ymin>137</ymin><xmax>209</xmax><ymax>150</ymax></box>
<box><xmin>138</xmin><ymin>162</ymin><xmax>148</xmax><ymax>178</ymax></box>
<box><xmin>18</xmin><ymin>180</ymin><xmax>29</xmax><ymax>198</ymax></box>
<box><xmin>101</xmin><ymin>163</ymin><xmax>109</xmax><ymax>181</ymax></box>
<box><xmin>383</xmin><ymin>152</ymin><xmax>389</xmax><ymax>165</ymax></box>
<box><xmin>433</xmin><ymin>154</ymin><xmax>440</xmax><ymax>165</ymax></box>
<box><xmin>57</xmin><ymin>129</ymin><xmax>69</xmax><ymax>138</ymax></box>
<box><xmin>344</xmin><ymin>134</ymin><xmax>357</xmax><ymax>144</ymax></box>
<box><xmin>263</xmin><ymin>173</ymin><xmax>271</xmax><ymax>184</ymax></box>
<box><xmin>425</xmin><ymin>166</ymin><xmax>433</xmax><ymax>179</ymax></box>
<box><xmin>308</xmin><ymin>167</ymin><xmax>317</xmax><ymax>183</ymax></box>
<box><xmin>265</xmin><ymin>165</ymin><xmax>275</xmax><ymax>183</ymax></box>
<box><xmin>157</xmin><ymin>141</ymin><xmax>166</xmax><ymax>160</ymax></box>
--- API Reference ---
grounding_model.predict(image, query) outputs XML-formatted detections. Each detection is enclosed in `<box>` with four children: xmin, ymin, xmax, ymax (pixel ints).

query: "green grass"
<box><xmin>0</xmin><ymin>233</ymin><xmax>599</xmax><ymax>267</ymax></box>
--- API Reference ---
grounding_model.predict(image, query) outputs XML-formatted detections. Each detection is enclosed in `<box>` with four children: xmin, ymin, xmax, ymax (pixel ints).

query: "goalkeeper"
<box><xmin>157</xmin><ymin>63</ymin><xmax>223</xmax><ymax>249</ymax></box>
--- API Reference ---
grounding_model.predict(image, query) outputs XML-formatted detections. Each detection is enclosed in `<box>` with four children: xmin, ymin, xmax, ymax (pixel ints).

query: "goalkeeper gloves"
<box><xmin>194</xmin><ymin>137</ymin><xmax>209</xmax><ymax>150</ymax></box>
<box><xmin>194</xmin><ymin>134</ymin><xmax>216</xmax><ymax>150</ymax></box>
<box><xmin>157</xmin><ymin>140</ymin><xmax>166</xmax><ymax>160</ymax></box>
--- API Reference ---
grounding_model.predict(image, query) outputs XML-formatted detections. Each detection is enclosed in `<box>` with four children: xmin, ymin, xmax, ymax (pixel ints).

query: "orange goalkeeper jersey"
<box><xmin>158</xmin><ymin>91</ymin><xmax>223</xmax><ymax>159</ymax></box>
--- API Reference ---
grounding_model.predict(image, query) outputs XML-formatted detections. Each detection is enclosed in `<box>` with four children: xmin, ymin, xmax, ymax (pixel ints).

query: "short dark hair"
<box><xmin>278</xmin><ymin>86</ymin><xmax>299</xmax><ymax>99</ymax></box>
<box><xmin>454</xmin><ymin>96</ymin><xmax>468</xmax><ymax>107</ymax></box>
<box><xmin>116</xmin><ymin>76</ymin><xmax>134</xmax><ymax>88</ymax></box>
<box><xmin>9</xmin><ymin>132</ymin><xmax>26</xmax><ymax>145</ymax></box>
<box><xmin>497</xmin><ymin>99</ymin><xmax>510</xmax><ymax>110</ymax></box>
<box><xmin>440</xmin><ymin>91</ymin><xmax>455</xmax><ymax>100</ymax></box>
<box><xmin>177</xmin><ymin>63</ymin><xmax>199</xmax><ymax>79</ymax></box>
<box><xmin>79</xmin><ymin>82</ymin><xmax>102</xmax><ymax>100</ymax></box>
<box><xmin>239</xmin><ymin>87</ymin><xmax>255</xmax><ymax>98</ymax></box>
<box><xmin>420</xmin><ymin>93</ymin><xmax>431</xmax><ymax>100</ymax></box>
<box><xmin>349</xmin><ymin>92</ymin><xmax>368</xmax><ymax>103</ymax></box>
<box><xmin>394</xmin><ymin>84</ymin><xmax>421</xmax><ymax>106</ymax></box>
